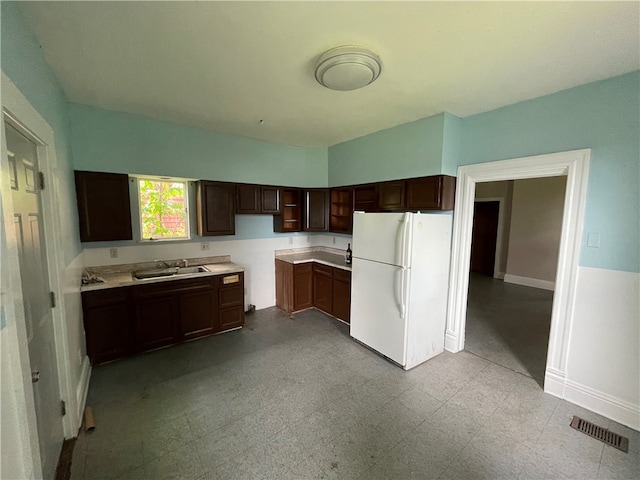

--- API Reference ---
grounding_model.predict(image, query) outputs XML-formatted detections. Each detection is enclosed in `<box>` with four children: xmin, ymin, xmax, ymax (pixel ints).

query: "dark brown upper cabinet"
<box><xmin>196</xmin><ymin>180</ymin><xmax>236</xmax><ymax>236</ymax></box>
<box><xmin>260</xmin><ymin>186</ymin><xmax>281</xmax><ymax>214</ymax></box>
<box><xmin>236</xmin><ymin>184</ymin><xmax>281</xmax><ymax>214</ymax></box>
<box><xmin>74</xmin><ymin>170</ymin><xmax>133</xmax><ymax>242</ymax></box>
<box><xmin>378</xmin><ymin>180</ymin><xmax>406</xmax><ymax>211</ymax></box>
<box><xmin>303</xmin><ymin>189</ymin><xmax>330</xmax><ymax>232</ymax></box>
<box><xmin>329</xmin><ymin>188</ymin><xmax>353</xmax><ymax>234</ymax></box>
<box><xmin>273</xmin><ymin>188</ymin><xmax>301</xmax><ymax>232</ymax></box>
<box><xmin>405</xmin><ymin>175</ymin><xmax>456</xmax><ymax>211</ymax></box>
<box><xmin>236</xmin><ymin>183</ymin><xmax>261</xmax><ymax>214</ymax></box>
<box><xmin>353</xmin><ymin>185</ymin><xmax>378</xmax><ymax>212</ymax></box>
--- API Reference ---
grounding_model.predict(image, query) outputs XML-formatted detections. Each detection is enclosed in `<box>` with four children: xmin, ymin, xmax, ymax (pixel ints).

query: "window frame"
<box><xmin>136</xmin><ymin>176</ymin><xmax>191</xmax><ymax>242</ymax></box>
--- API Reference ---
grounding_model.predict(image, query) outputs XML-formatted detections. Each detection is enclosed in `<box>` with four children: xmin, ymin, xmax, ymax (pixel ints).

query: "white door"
<box><xmin>6</xmin><ymin>122</ymin><xmax>63</xmax><ymax>479</ymax></box>
<box><xmin>352</xmin><ymin>212</ymin><xmax>410</xmax><ymax>267</ymax></box>
<box><xmin>350</xmin><ymin>257</ymin><xmax>407</xmax><ymax>365</ymax></box>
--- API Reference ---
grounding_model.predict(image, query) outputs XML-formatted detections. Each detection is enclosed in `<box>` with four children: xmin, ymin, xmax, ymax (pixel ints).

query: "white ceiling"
<box><xmin>20</xmin><ymin>1</ymin><xmax>640</xmax><ymax>148</ymax></box>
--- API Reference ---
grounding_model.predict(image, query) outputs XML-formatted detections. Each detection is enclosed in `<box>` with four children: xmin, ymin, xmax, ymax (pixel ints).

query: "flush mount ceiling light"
<box><xmin>315</xmin><ymin>46</ymin><xmax>382</xmax><ymax>91</ymax></box>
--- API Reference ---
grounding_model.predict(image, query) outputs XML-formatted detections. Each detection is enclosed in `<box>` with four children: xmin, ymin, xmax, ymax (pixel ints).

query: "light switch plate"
<box><xmin>587</xmin><ymin>233</ymin><xmax>600</xmax><ymax>248</ymax></box>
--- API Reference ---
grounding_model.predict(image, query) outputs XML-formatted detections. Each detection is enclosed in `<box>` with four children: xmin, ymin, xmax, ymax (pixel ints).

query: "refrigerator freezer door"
<box><xmin>350</xmin><ymin>257</ymin><xmax>407</xmax><ymax>366</ymax></box>
<box><xmin>352</xmin><ymin>212</ymin><xmax>410</xmax><ymax>267</ymax></box>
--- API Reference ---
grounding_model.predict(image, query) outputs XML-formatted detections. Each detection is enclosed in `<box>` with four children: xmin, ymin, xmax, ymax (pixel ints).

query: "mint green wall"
<box><xmin>459</xmin><ymin>71</ymin><xmax>639</xmax><ymax>273</ymax></box>
<box><xmin>328</xmin><ymin>113</ymin><xmax>446</xmax><ymax>186</ymax></box>
<box><xmin>1</xmin><ymin>2</ymin><xmax>81</xmax><ymax>265</ymax></box>
<box><xmin>70</xmin><ymin>104</ymin><xmax>327</xmax><ymax>187</ymax></box>
<box><xmin>441</xmin><ymin>113</ymin><xmax>462</xmax><ymax>176</ymax></box>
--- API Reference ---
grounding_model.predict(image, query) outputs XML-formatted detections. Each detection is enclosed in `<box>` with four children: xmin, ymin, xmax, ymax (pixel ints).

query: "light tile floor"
<box><xmin>71</xmin><ymin>305</ymin><xmax>639</xmax><ymax>479</ymax></box>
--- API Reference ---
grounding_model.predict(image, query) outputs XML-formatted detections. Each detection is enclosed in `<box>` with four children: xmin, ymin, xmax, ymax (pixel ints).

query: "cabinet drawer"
<box><xmin>313</xmin><ymin>263</ymin><xmax>333</xmax><ymax>277</ymax></box>
<box><xmin>219</xmin><ymin>285</ymin><xmax>243</xmax><ymax>308</ymax></box>
<box><xmin>333</xmin><ymin>268</ymin><xmax>352</xmax><ymax>282</ymax></box>
<box><xmin>215</xmin><ymin>273</ymin><xmax>243</xmax><ymax>286</ymax></box>
<box><xmin>82</xmin><ymin>287</ymin><xmax>129</xmax><ymax>309</ymax></box>
<box><xmin>219</xmin><ymin>306</ymin><xmax>244</xmax><ymax>331</ymax></box>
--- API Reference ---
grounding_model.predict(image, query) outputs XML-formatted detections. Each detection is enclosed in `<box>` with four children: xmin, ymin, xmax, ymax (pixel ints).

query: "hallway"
<box><xmin>465</xmin><ymin>273</ymin><xmax>554</xmax><ymax>386</ymax></box>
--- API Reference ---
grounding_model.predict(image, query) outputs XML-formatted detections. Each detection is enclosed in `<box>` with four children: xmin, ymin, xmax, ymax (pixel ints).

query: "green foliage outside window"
<box><xmin>139</xmin><ymin>179</ymin><xmax>188</xmax><ymax>239</ymax></box>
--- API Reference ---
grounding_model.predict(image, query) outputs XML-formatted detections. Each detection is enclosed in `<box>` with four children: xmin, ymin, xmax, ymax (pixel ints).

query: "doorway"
<box><xmin>470</xmin><ymin>200</ymin><xmax>500</xmax><ymax>277</ymax></box>
<box><xmin>5</xmin><ymin>120</ymin><xmax>64</xmax><ymax>479</ymax></box>
<box><xmin>445</xmin><ymin>149</ymin><xmax>590</xmax><ymax>398</ymax></box>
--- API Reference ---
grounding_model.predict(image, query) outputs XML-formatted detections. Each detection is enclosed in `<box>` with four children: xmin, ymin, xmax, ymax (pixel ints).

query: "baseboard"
<box><xmin>75</xmin><ymin>356</ymin><xmax>91</xmax><ymax>433</ymax></box>
<box><xmin>545</xmin><ymin>366</ymin><xmax>639</xmax><ymax>430</ymax></box>
<box><xmin>563</xmin><ymin>378</ymin><xmax>640</xmax><ymax>430</ymax></box>
<box><xmin>504</xmin><ymin>273</ymin><xmax>555</xmax><ymax>291</ymax></box>
<box><xmin>444</xmin><ymin>330</ymin><xmax>461</xmax><ymax>353</ymax></box>
<box><xmin>544</xmin><ymin>367</ymin><xmax>566</xmax><ymax>398</ymax></box>
<box><xmin>494</xmin><ymin>271</ymin><xmax>505</xmax><ymax>280</ymax></box>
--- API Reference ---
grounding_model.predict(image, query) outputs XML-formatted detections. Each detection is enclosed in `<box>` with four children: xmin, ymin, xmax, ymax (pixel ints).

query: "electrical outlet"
<box><xmin>307</xmin><ymin>236</ymin><xmax>311</xmax><ymax>243</ymax></box>
<box><xmin>201</xmin><ymin>242</ymin><xmax>211</xmax><ymax>251</ymax></box>
<box><xmin>109</xmin><ymin>248</ymin><xmax>118</xmax><ymax>259</ymax></box>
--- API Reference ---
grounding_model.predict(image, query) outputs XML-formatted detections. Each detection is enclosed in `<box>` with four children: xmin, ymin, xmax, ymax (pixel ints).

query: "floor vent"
<box><xmin>570</xmin><ymin>416</ymin><xmax>629</xmax><ymax>453</ymax></box>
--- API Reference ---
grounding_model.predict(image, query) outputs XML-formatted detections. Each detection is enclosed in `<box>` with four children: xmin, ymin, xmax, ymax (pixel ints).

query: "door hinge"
<box><xmin>39</xmin><ymin>171</ymin><xmax>45</xmax><ymax>190</ymax></box>
<box><xmin>61</xmin><ymin>400</ymin><xmax>66</xmax><ymax>416</ymax></box>
<box><xmin>50</xmin><ymin>291</ymin><xmax>56</xmax><ymax>308</ymax></box>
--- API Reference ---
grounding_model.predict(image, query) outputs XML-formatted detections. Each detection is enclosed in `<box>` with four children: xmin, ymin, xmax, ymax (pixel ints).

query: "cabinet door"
<box><xmin>405</xmin><ymin>175</ymin><xmax>456</xmax><ymax>210</ymax></box>
<box><xmin>378</xmin><ymin>180</ymin><xmax>406</xmax><ymax>211</ymax></box>
<box><xmin>332</xmin><ymin>268</ymin><xmax>352</xmax><ymax>323</ymax></box>
<box><xmin>353</xmin><ymin>185</ymin><xmax>378</xmax><ymax>212</ymax></box>
<box><xmin>261</xmin><ymin>186</ymin><xmax>281</xmax><ymax>214</ymax></box>
<box><xmin>330</xmin><ymin>188</ymin><xmax>353</xmax><ymax>233</ymax></box>
<box><xmin>313</xmin><ymin>264</ymin><xmax>333</xmax><ymax>314</ymax></box>
<box><xmin>293</xmin><ymin>263</ymin><xmax>313</xmax><ymax>311</ymax></box>
<box><xmin>180</xmin><ymin>286</ymin><xmax>217</xmax><ymax>341</ymax></box>
<box><xmin>236</xmin><ymin>184</ymin><xmax>261</xmax><ymax>214</ymax></box>
<box><xmin>197</xmin><ymin>181</ymin><xmax>236</xmax><ymax>236</ymax></box>
<box><xmin>83</xmin><ymin>303</ymin><xmax>132</xmax><ymax>365</ymax></box>
<box><xmin>74</xmin><ymin>171</ymin><xmax>133</xmax><ymax>242</ymax></box>
<box><xmin>275</xmin><ymin>259</ymin><xmax>294</xmax><ymax>313</ymax></box>
<box><xmin>273</xmin><ymin>188</ymin><xmax>301</xmax><ymax>232</ymax></box>
<box><xmin>133</xmin><ymin>294</ymin><xmax>179</xmax><ymax>352</ymax></box>
<box><xmin>303</xmin><ymin>189</ymin><xmax>329</xmax><ymax>232</ymax></box>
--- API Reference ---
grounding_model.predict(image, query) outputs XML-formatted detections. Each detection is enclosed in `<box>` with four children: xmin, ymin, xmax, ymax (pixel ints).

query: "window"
<box><xmin>138</xmin><ymin>178</ymin><xmax>189</xmax><ymax>240</ymax></box>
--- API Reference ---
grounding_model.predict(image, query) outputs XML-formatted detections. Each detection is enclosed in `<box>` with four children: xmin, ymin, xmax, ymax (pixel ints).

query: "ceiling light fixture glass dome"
<box><xmin>314</xmin><ymin>46</ymin><xmax>382</xmax><ymax>91</ymax></box>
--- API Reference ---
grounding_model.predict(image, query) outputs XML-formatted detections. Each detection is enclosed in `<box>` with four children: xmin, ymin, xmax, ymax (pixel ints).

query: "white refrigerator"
<box><xmin>350</xmin><ymin>212</ymin><xmax>453</xmax><ymax>370</ymax></box>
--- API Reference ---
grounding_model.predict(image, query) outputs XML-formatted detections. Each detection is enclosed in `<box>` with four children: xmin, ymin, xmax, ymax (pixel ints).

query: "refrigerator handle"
<box><xmin>394</xmin><ymin>268</ymin><xmax>403</xmax><ymax>318</ymax></box>
<box><xmin>399</xmin><ymin>267</ymin><xmax>408</xmax><ymax>319</ymax></box>
<box><xmin>395</xmin><ymin>213</ymin><xmax>411</xmax><ymax>267</ymax></box>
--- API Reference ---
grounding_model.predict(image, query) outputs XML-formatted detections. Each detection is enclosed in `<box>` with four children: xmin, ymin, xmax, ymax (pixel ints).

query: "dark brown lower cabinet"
<box><xmin>82</xmin><ymin>273</ymin><xmax>243</xmax><ymax>365</ymax></box>
<box><xmin>217</xmin><ymin>273</ymin><xmax>245</xmax><ymax>330</ymax></box>
<box><xmin>293</xmin><ymin>263</ymin><xmax>313</xmax><ymax>311</ymax></box>
<box><xmin>313</xmin><ymin>264</ymin><xmax>333</xmax><ymax>314</ymax></box>
<box><xmin>332</xmin><ymin>269</ymin><xmax>352</xmax><ymax>323</ymax></box>
<box><xmin>276</xmin><ymin>260</ymin><xmax>351</xmax><ymax>323</ymax></box>
<box><xmin>81</xmin><ymin>287</ymin><xmax>133</xmax><ymax>365</ymax></box>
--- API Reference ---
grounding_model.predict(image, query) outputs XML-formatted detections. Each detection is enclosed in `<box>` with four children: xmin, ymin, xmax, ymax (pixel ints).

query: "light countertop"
<box><xmin>275</xmin><ymin>247</ymin><xmax>351</xmax><ymax>271</ymax></box>
<box><xmin>81</xmin><ymin>257</ymin><xmax>244</xmax><ymax>292</ymax></box>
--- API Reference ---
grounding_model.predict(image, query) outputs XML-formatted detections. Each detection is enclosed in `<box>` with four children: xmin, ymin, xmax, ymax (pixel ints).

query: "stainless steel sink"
<box><xmin>175</xmin><ymin>266</ymin><xmax>209</xmax><ymax>275</ymax></box>
<box><xmin>133</xmin><ymin>265</ymin><xmax>209</xmax><ymax>280</ymax></box>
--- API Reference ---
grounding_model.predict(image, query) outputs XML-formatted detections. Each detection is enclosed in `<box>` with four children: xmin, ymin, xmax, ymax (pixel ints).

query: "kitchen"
<box><xmin>2</xmin><ymin>2</ymin><xmax>639</xmax><ymax>479</ymax></box>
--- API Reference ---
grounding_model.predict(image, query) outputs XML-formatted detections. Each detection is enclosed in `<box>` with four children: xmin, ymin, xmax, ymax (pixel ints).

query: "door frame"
<box><xmin>445</xmin><ymin>149</ymin><xmax>590</xmax><ymax>398</ymax></box>
<box><xmin>1</xmin><ymin>72</ymin><xmax>76</xmax><ymax>474</ymax></box>
<box><xmin>471</xmin><ymin>197</ymin><xmax>505</xmax><ymax>279</ymax></box>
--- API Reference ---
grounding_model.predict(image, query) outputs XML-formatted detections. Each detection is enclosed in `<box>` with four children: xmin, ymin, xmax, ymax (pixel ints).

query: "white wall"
<box><xmin>505</xmin><ymin>176</ymin><xmax>566</xmax><ymax>290</ymax></box>
<box><xmin>565</xmin><ymin>266</ymin><xmax>639</xmax><ymax>429</ymax></box>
